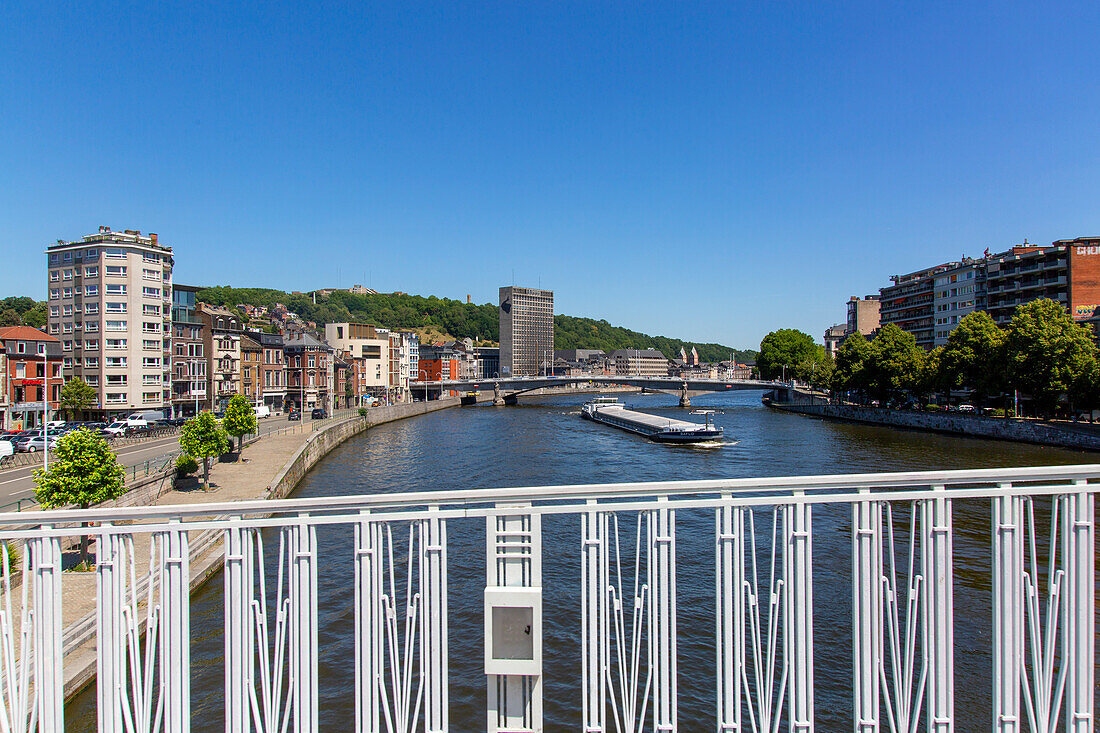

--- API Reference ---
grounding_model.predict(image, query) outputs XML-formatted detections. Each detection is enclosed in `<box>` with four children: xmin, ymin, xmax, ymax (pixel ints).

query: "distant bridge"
<box><xmin>409</xmin><ymin>375</ymin><xmax>792</xmax><ymax>407</ymax></box>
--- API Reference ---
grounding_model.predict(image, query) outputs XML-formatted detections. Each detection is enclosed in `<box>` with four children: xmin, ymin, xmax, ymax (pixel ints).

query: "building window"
<box><xmin>49</xmin><ymin>289</ymin><xmax>59</xmax><ymax>300</ymax></box>
<box><xmin>84</xmin><ymin>266</ymin><xmax>98</xmax><ymax>277</ymax></box>
<box><xmin>143</xmin><ymin>286</ymin><xmax>160</xmax><ymax>298</ymax></box>
<box><xmin>85</xmin><ymin>285</ymin><xmax>98</xmax><ymax>296</ymax></box>
<box><xmin>143</xmin><ymin>304</ymin><xmax>160</xmax><ymax>315</ymax></box>
<box><xmin>105</xmin><ymin>392</ymin><xmax>127</xmax><ymax>403</ymax></box>
<box><xmin>85</xmin><ymin>321</ymin><xmax>99</xmax><ymax>332</ymax></box>
<box><xmin>84</xmin><ymin>357</ymin><xmax>99</xmax><ymax>368</ymax></box>
<box><xmin>85</xmin><ymin>339</ymin><xmax>98</xmax><ymax>350</ymax></box>
<box><xmin>105</xmin><ymin>248</ymin><xmax>126</xmax><ymax>259</ymax></box>
<box><xmin>106</xmin><ymin>320</ymin><xmax>127</xmax><ymax>331</ymax></box>
<box><xmin>49</xmin><ymin>270</ymin><xmax>59</xmax><ymax>282</ymax></box>
<box><xmin>63</xmin><ymin>269</ymin><xmax>73</xmax><ymax>280</ymax></box>
<box><xmin>85</xmin><ymin>303</ymin><xmax>99</xmax><ymax>315</ymax></box>
<box><xmin>105</xmin><ymin>302</ymin><xmax>127</xmax><ymax>313</ymax></box>
<box><xmin>105</xmin><ymin>356</ymin><xmax>127</xmax><ymax>367</ymax></box>
<box><xmin>105</xmin><ymin>283</ymin><xmax>126</xmax><ymax>295</ymax></box>
<box><xmin>106</xmin><ymin>374</ymin><xmax>127</xmax><ymax>385</ymax></box>
<box><xmin>86</xmin><ymin>249</ymin><xmax>97</xmax><ymax>259</ymax></box>
<box><xmin>143</xmin><ymin>339</ymin><xmax>159</xmax><ymax>350</ymax></box>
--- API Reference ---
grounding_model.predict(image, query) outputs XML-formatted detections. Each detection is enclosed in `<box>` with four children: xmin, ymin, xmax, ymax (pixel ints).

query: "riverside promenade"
<box><xmin>25</xmin><ymin>399</ymin><xmax>460</xmax><ymax>699</ymax></box>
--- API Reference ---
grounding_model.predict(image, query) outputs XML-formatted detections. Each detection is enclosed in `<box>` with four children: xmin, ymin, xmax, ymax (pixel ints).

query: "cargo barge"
<box><xmin>581</xmin><ymin>396</ymin><xmax>723</xmax><ymax>443</ymax></box>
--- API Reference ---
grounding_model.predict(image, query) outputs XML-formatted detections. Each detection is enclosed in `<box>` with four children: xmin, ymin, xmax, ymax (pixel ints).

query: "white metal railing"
<box><xmin>0</xmin><ymin>465</ymin><xmax>1094</xmax><ymax>731</ymax></box>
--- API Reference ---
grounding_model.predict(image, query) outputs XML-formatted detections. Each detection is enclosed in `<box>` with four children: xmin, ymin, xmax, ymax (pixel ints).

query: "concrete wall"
<box><xmin>769</xmin><ymin>400</ymin><xmax>1100</xmax><ymax>451</ymax></box>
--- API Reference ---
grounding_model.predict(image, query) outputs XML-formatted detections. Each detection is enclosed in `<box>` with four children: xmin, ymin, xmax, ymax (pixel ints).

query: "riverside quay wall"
<box><xmin>768</xmin><ymin>398</ymin><xmax>1100</xmax><ymax>451</ymax></box>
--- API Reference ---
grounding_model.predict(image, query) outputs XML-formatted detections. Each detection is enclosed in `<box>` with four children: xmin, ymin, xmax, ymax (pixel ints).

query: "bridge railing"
<box><xmin>0</xmin><ymin>465</ymin><xmax>1094</xmax><ymax>731</ymax></box>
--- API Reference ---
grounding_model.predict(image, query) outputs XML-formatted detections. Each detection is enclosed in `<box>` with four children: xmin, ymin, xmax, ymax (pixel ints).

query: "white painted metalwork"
<box><xmin>0</xmin><ymin>465</ymin><xmax>1093</xmax><ymax>732</ymax></box>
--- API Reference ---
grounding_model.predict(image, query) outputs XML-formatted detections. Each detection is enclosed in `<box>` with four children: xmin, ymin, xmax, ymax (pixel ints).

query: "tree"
<box><xmin>33</xmin><ymin>428</ymin><xmax>125</xmax><ymax>567</ymax></box>
<box><xmin>59</xmin><ymin>377</ymin><xmax>97</xmax><ymax>419</ymax></box>
<box><xmin>869</xmin><ymin>324</ymin><xmax>924</xmax><ymax>401</ymax></box>
<box><xmin>794</xmin><ymin>348</ymin><xmax>833</xmax><ymax>391</ymax></box>
<box><xmin>179</xmin><ymin>412</ymin><xmax>230</xmax><ymax>490</ymax></box>
<box><xmin>937</xmin><ymin>311</ymin><xmax>1006</xmax><ymax>404</ymax></box>
<box><xmin>757</xmin><ymin>329</ymin><xmax>818</xmax><ymax>380</ymax></box>
<box><xmin>223</xmin><ymin>395</ymin><xmax>258</xmax><ymax>453</ymax></box>
<box><xmin>832</xmin><ymin>333</ymin><xmax>874</xmax><ymax>398</ymax></box>
<box><xmin>1004</xmin><ymin>299</ymin><xmax>1098</xmax><ymax>416</ymax></box>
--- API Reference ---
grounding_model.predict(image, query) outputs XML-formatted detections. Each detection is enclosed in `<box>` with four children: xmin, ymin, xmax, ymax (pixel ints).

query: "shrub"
<box><xmin>176</xmin><ymin>454</ymin><xmax>199</xmax><ymax>477</ymax></box>
<box><xmin>358</xmin><ymin>408</ymin><xmax>368</xmax><ymax>417</ymax></box>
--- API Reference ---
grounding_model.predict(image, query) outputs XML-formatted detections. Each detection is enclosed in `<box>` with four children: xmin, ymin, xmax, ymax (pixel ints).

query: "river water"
<box><xmin>68</xmin><ymin>391</ymin><xmax>1095</xmax><ymax>730</ymax></box>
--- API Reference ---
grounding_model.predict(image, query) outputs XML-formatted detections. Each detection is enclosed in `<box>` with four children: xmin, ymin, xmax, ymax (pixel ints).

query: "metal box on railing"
<box><xmin>484</xmin><ymin>586</ymin><xmax>541</xmax><ymax>676</ymax></box>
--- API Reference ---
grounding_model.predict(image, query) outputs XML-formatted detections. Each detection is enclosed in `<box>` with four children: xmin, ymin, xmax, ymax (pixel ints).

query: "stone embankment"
<box><xmin>768</xmin><ymin>396</ymin><xmax>1100</xmax><ymax>451</ymax></box>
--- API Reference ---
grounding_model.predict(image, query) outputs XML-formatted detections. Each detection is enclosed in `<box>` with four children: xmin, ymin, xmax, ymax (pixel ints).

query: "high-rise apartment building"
<box><xmin>877</xmin><ymin>236</ymin><xmax>1100</xmax><ymax>349</ymax></box>
<box><xmin>46</xmin><ymin>227</ymin><xmax>173</xmax><ymax>418</ymax></box>
<box><xmin>499</xmin><ymin>286</ymin><xmax>554</xmax><ymax>377</ymax></box>
<box><xmin>932</xmin><ymin>261</ymin><xmax>981</xmax><ymax>346</ymax></box>
<box><xmin>880</xmin><ymin>264</ymin><xmax>956</xmax><ymax>350</ymax></box>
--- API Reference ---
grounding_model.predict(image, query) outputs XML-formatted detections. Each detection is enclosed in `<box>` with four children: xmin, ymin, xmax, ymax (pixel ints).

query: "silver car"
<box><xmin>15</xmin><ymin>434</ymin><xmax>57</xmax><ymax>453</ymax></box>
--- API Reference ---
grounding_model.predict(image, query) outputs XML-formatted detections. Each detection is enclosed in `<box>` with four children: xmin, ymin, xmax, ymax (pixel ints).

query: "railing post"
<box><xmin>785</xmin><ymin>501</ymin><xmax>813</xmax><ymax>733</ymax></box>
<box><xmin>354</xmin><ymin>514</ymin><xmax>383</xmax><ymax>732</ymax></box>
<box><xmin>1062</xmin><ymin>482</ymin><xmax>1094</xmax><ymax>733</ymax></box>
<box><xmin>486</xmin><ymin>507</ymin><xmax>542</xmax><ymax>732</ymax></box>
<box><xmin>852</xmin><ymin>498</ymin><xmax>881</xmax><ymax>733</ymax></box>
<box><xmin>716</xmin><ymin>500</ymin><xmax>744</xmax><ymax>733</ymax></box>
<box><xmin>649</xmin><ymin>499</ymin><xmax>677</xmax><ymax>731</ymax></box>
<box><xmin>289</xmin><ymin>518</ymin><xmax>318</xmax><ymax>732</ymax></box>
<box><xmin>991</xmin><ymin>489</ymin><xmax>1022</xmax><ymax>733</ymax></box>
<box><xmin>581</xmin><ymin>502</ymin><xmax>608</xmax><ymax>732</ymax></box>
<box><xmin>921</xmin><ymin>490</ymin><xmax>953</xmax><ymax>732</ymax></box>
<box><xmin>161</xmin><ymin>522</ymin><xmax>191</xmax><ymax>733</ymax></box>
<box><xmin>96</xmin><ymin>526</ymin><xmax>124</xmax><ymax>733</ymax></box>
<box><xmin>31</xmin><ymin>529</ymin><xmax>63</xmax><ymax>732</ymax></box>
<box><xmin>420</xmin><ymin>509</ymin><xmax>448</xmax><ymax>733</ymax></box>
<box><xmin>224</xmin><ymin>526</ymin><xmax>254</xmax><ymax>733</ymax></box>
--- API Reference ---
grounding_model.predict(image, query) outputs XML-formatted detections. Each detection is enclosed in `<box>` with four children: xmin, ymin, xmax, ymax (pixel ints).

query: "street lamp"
<box><xmin>419</xmin><ymin>369</ymin><xmax>429</xmax><ymax>402</ymax></box>
<box><xmin>42</xmin><ymin>343</ymin><xmax>48</xmax><ymax>471</ymax></box>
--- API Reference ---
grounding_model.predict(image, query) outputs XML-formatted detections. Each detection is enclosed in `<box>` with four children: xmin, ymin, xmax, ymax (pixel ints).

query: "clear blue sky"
<box><xmin>2</xmin><ymin>1</ymin><xmax>1098</xmax><ymax>350</ymax></box>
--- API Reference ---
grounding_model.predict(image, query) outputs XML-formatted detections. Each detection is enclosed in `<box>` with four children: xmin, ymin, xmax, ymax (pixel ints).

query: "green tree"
<box><xmin>757</xmin><ymin>329</ymin><xmax>818</xmax><ymax>380</ymax></box>
<box><xmin>793</xmin><ymin>347</ymin><xmax>833</xmax><ymax>390</ymax></box>
<box><xmin>1004</xmin><ymin>298</ymin><xmax>1098</xmax><ymax>416</ymax></box>
<box><xmin>831</xmin><ymin>333</ymin><xmax>874</xmax><ymax>397</ymax></box>
<box><xmin>223</xmin><ymin>395</ymin><xmax>258</xmax><ymax>453</ymax></box>
<box><xmin>937</xmin><ymin>311</ymin><xmax>1006</xmax><ymax>404</ymax></box>
<box><xmin>59</xmin><ymin>377</ymin><xmax>98</xmax><ymax>420</ymax></box>
<box><xmin>869</xmin><ymin>324</ymin><xmax>924</xmax><ymax>401</ymax></box>
<box><xmin>179</xmin><ymin>412</ymin><xmax>230</xmax><ymax>490</ymax></box>
<box><xmin>33</xmin><ymin>428</ymin><xmax>125</xmax><ymax>566</ymax></box>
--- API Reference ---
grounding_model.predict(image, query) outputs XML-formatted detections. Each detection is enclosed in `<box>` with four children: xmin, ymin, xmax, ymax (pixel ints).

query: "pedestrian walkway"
<box><xmin>19</xmin><ymin>418</ymin><xmax>356</xmax><ymax>697</ymax></box>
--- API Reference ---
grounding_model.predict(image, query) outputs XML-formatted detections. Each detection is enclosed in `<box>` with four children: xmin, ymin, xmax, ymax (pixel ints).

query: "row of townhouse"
<box><xmin>0</xmin><ymin>327</ymin><xmax>63</xmax><ymax>430</ymax></box>
<box><xmin>45</xmin><ymin>228</ymin><xmax>426</xmax><ymax>421</ymax></box>
<box><xmin>825</xmin><ymin>236</ymin><xmax>1100</xmax><ymax>351</ymax></box>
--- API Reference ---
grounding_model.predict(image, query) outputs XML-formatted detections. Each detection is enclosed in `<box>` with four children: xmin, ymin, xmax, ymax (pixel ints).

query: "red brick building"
<box><xmin>0</xmin><ymin>326</ymin><xmax>62</xmax><ymax>429</ymax></box>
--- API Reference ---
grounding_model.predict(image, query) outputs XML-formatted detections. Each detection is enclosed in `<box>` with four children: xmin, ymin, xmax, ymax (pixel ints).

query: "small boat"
<box><xmin>581</xmin><ymin>397</ymin><xmax>724</xmax><ymax>443</ymax></box>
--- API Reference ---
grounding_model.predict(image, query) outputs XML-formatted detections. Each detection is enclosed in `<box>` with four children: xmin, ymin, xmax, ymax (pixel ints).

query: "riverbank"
<box><xmin>57</xmin><ymin>397</ymin><xmax>460</xmax><ymax>700</ymax></box>
<box><xmin>767</xmin><ymin>397</ymin><xmax>1100</xmax><ymax>451</ymax></box>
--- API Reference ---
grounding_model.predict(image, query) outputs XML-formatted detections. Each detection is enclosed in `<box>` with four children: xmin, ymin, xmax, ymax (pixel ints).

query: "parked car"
<box><xmin>287</xmin><ymin>409</ymin><xmax>301</xmax><ymax>421</ymax></box>
<box><xmin>16</xmin><ymin>434</ymin><xmax>56</xmax><ymax>453</ymax></box>
<box><xmin>165</xmin><ymin>417</ymin><xmax>190</xmax><ymax>427</ymax></box>
<box><xmin>101</xmin><ymin>421</ymin><xmax>130</xmax><ymax>437</ymax></box>
<box><xmin>311</xmin><ymin>408</ymin><xmax>327</xmax><ymax>420</ymax></box>
<box><xmin>957</xmin><ymin>404</ymin><xmax>976</xmax><ymax>413</ymax></box>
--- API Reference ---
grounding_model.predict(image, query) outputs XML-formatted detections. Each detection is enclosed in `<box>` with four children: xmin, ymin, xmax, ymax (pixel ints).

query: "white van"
<box><xmin>125</xmin><ymin>410</ymin><xmax>165</xmax><ymax>428</ymax></box>
<box><xmin>253</xmin><ymin>404</ymin><xmax>271</xmax><ymax>419</ymax></box>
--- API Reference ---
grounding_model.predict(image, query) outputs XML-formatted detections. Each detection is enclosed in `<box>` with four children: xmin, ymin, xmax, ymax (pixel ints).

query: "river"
<box><xmin>67</xmin><ymin>391</ymin><xmax>1095</xmax><ymax>730</ymax></box>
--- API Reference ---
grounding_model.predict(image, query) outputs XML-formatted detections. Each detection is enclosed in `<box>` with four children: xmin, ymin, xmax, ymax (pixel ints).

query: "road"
<box><xmin>0</xmin><ymin>412</ymin><xmax>319</xmax><ymax>510</ymax></box>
